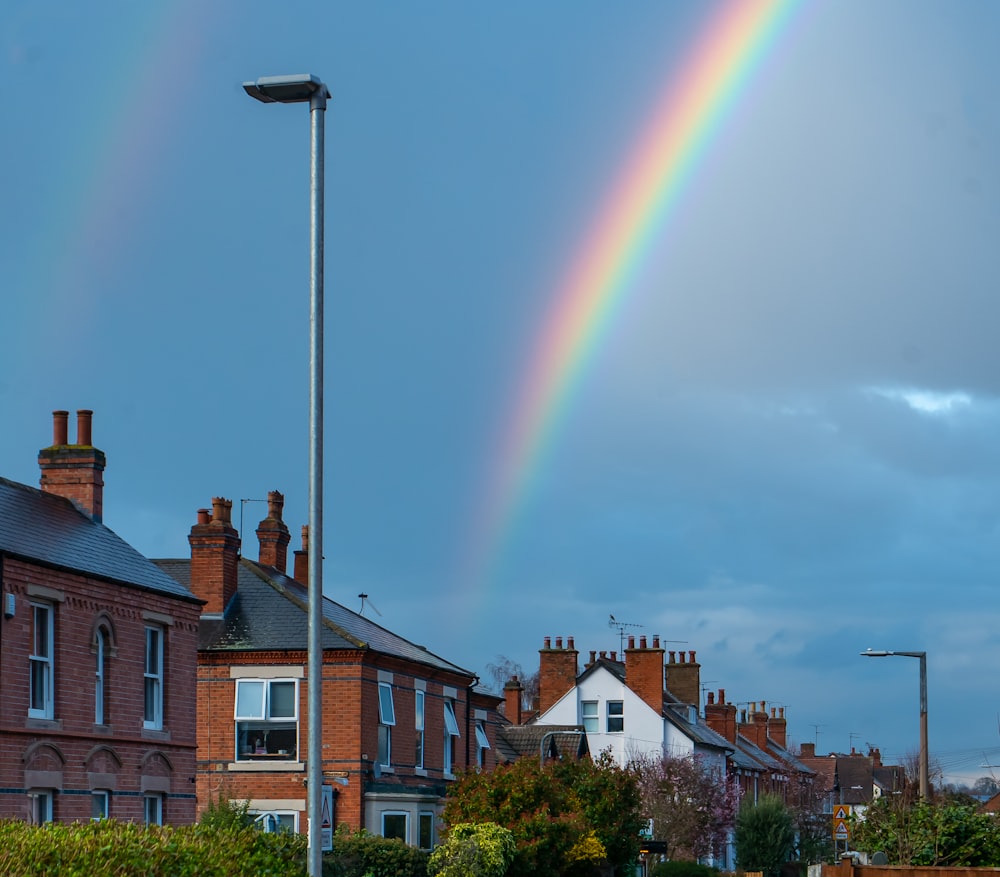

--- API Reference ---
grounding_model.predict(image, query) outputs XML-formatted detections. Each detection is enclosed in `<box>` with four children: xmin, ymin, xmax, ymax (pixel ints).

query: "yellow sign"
<box><xmin>833</xmin><ymin>819</ymin><xmax>849</xmax><ymax>840</ymax></box>
<box><xmin>834</xmin><ymin>805</ymin><xmax>850</xmax><ymax>820</ymax></box>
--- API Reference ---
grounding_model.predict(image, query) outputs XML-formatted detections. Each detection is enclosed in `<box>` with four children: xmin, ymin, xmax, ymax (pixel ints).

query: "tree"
<box><xmin>441</xmin><ymin>750</ymin><xmax>644</xmax><ymax>876</ymax></box>
<box><xmin>786</xmin><ymin>775</ymin><xmax>834</xmax><ymax>864</ymax></box>
<box><xmin>428</xmin><ymin>822</ymin><xmax>516</xmax><ymax>877</ymax></box>
<box><xmin>734</xmin><ymin>794</ymin><xmax>795</xmax><ymax>877</ymax></box>
<box><xmin>485</xmin><ymin>655</ymin><xmax>539</xmax><ymax>713</ymax></box>
<box><xmin>630</xmin><ymin>752</ymin><xmax>740</xmax><ymax>861</ymax></box>
<box><xmin>851</xmin><ymin>795</ymin><xmax>1000</xmax><ymax>866</ymax></box>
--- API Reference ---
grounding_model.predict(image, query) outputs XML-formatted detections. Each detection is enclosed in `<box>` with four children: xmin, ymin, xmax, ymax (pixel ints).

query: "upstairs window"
<box><xmin>607</xmin><ymin>700</ymin><xmax>624</xmax><ymax>733</ymax></box>
<box><xmin>95</xmin><ymin>627</ymin><xmax>109</xmax><ymax>725</ymax></box>
<box><xmin>475</xmin><ymin>721</ymin><xmax>491</xmax><ymax>768</ymax></box>
<box><xmin>443</xmin><ymin>700</ymin><xmax>460</xmax><ymax>775</ymax></box>
<box><xmin>377</xmin><ymin>682</ymin><xmax>396</xmax><ymax>768</ymax></box>
<box><xmin>415</xmin><ymin>690</ymin><xmax>425</xmax><ymax>769</ymax></box>
<box><xmin>235</xmin><ymin>679</ymin><xmax>298</xmax><ymax>761</ymax></box>
<box><xmin>581</xmin><ymin>700</ymin><xmax>598</xmax><ymax>733</ymax></box>
<box><xmin>29</xmin><ymin>603</ymin><xmax>54</xmax><ymax>720</ymax></box>
<box><xmin>143</xmin><ymin>627</ymin><xmax>163</xmax><ymax>730</ymax></box>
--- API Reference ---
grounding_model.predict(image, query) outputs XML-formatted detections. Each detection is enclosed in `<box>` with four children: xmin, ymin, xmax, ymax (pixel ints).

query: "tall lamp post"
<box><xmin>244</xmin><ymin>73</ymin><xmax>329</xmax><ymax>876</ymax></box>
<box><xmin>860</xmin><ymin>649</ymin><xmax>928</xmax><ymax>800</ymax></box>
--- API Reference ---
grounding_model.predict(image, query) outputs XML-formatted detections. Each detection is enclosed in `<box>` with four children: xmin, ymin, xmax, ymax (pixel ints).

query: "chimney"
<box><xmin>741</xmin><ymin>700</ymin><xmax>770</xmax><ymax>751</ymax></box>
<box><xmin>705</xmin><ymin>688</ymin><xmax>737</xmax><ymax>744</ymax></box>
<box><xmin>504</xmin><ymin>676</ymin><xmax>524</xmax><ymax>725</ymax></box>
<box><xmin>800</xmin><ymin>742</ymin><xmax>816</xmax><ymax>758</ymax></box>
<box><xmin>188</xmin><ymin>497</ymin><xmax>240</xmax><ymax>616</ymax></box>
<box><xmin>256</xmin><ymin>490</ymin><xmax>291</xmax><ymax>572</ymax></box>
<box><xmin>538</xmin><ymin>636</ymin><xmax>578</xmax><ymax>713</ymax></box>
<box><xmin>868</xmin><ymin>746</ymin><xmax>882</xmax><ymax>769</ymax></box>
<box><xmin>769</xmin><ymin>706</ymin><xmax>787</xmax><ymax>748</ymax></box>
<box><xmin>293</xmin><ymin>526</ymin><xmax>309</xmax><ymax>584</ymax></box>
<box><xmin>664</xmin><ymin>649</ymin><xmax>700</xmax><ymax>707</ymax></box>
<box><xmin>38</xmin><ymin>409</ymin><xmax>106</xmax><ymax>522</ymax></box>
<box><xmin>625</xmin><ymin>634</ymin><xmax>665</xmax><ymax>712</ymax></box>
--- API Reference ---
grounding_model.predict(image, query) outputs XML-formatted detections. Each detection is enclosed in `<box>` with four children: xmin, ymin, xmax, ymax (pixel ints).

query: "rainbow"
<box><xmin>465</xmin><ymin>0</ymin><xmax>801</xmax><ymax>589</ymax></box>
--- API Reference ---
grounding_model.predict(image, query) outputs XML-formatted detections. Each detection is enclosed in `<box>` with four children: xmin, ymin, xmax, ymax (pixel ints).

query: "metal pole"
<box><xmin>307</xmin><ymin>85</ymin><xmax>326</xmax><ymax>877</ymax></box>
<box><xmin>918</xmin><ymin>652</ymin><xmax>928</xmax><ymax>800</ymax></box>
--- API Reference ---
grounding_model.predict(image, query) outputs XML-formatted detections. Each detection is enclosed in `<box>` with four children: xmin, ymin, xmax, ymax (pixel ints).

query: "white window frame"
<box><xmin>414</xmin><ymin>690</ymin><xmax>425</xmax><ymax>769</ymax></box>
<box><xmin>234</xmin><ymin>678</ymin><xmax>299</xmax><ymax>761</ymax></box>
<box><xmin>29</xmin><ymin>602</ymin><xmax>54</xmax><ymax>720</ymax></box>
<box><xmin>29</xmin><ymin>790</ymin><xmax>53</xmax><ymax>825</ymax></box>
<box><xmin>252</xmin><ymin>810</ymin><xmax>298</xmax><ymax>833</ymax></box>
<box><xmin>443</xmin><ymin>700</ymin><xmax>460</xmax><ymax>775</ymax></box>
<box><xmin>92</xmin><ymin>790</ymin><xmax>109</xmax><ymax>821</ymax></box>
<box><xmin>381</xmin><ymin>810</ymin><xmax>409</xmax><ymax>843</ymax></box>
<box><xmin>377</xmin><ymin>682</ymin><xmax>396</xmax><ymax>768</ymax></box>
<box><xmin>143</xmin><ymin>626</ymin><xmax>163</xmax><ymax>730</ymax></box>
<box><xmin>418</xmin><ymin>810</ymin><xmax>435</xmax><ymax>850</ymax></box>
<box><xmin>144</xmin><ymin>794</ymin><xmax>163</xmax><ymax>825</ymax></box>
<box><xmin>581</xmin><ymin>700</ymin><xmax>598</xmax><ymax>733</ymax></box>
<box><xmin>607</xmin><ymin>700</ymin><xmax>624</xmax><ymax>733</ymax></box>
<box><xmin>475</xmin><ymin>720</ymin><xmax>490</xmax><ymax>768</ymax></box>
<box><xmin>95</xmin><ymin>627</ymin><xmax>108</xmax><ymax>725</ymax></box>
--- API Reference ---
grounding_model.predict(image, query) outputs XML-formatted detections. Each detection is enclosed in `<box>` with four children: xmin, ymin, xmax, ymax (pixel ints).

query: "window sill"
<box><xmin>414</xmin><ymin>768</ymin><xmax>428</xmax><ymax>777</ymax></box>
<box><xmin>228</xmin><ymin>760</ymin><xmax>305</xmax><ymax>772</ymax></box>
<box><xmin>26</xmin><ymin>717</ymin><xmax>62</xmax><ymax>731</ymax></box>
<box><xmin>142</xmin><ymin>728</ymin><xmax>171</xmax><ymax>742</ymax></box>
<box><xmin>443</xmin><ymin>772</ymin><xmax>456</xmax><ymax>781</ymax></box>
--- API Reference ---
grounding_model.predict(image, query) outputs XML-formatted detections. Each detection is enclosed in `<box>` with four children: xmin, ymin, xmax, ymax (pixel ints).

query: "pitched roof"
<box><xmin>155</xmin><ymin>557</ymin><xmax>473</xmax><ymax>676</ymax></box>
<box><xmin>662</xmin><ymin>704</ymin><xmax>735</xmax><ymax>754</ymax></box>
<box><xmin>495</xmin><ymin>724</ymin><xmax>590</xmax><ymax>763</ymax></box>
<box><xmin>0</xmin><ymin>476</ymin><xmax>197</xmax><ymax>602</ymax></box>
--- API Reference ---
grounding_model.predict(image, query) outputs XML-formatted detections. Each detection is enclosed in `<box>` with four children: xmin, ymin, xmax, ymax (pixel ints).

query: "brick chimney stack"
<box><xmin>256</xmin><ymin>490</ymin><xmax>291</xmax><ymax>573</ymax></box>
<box><xmin>293</xmin><ymin>526</ymin><xmax>309</xmax><ymax>584</ymax></box>
<box><xmin>800</xmin><ymin>742</ymin><xmax>816</xmax><ymax>758</ymax></box>
<box><xmin>625</xmin><ymin>635</ymin><xmax>665</xmax><ymax>712</ymax></box>
<box><xmin>188</xmin><ymin>497</ymin><xmax>240</xmax><ymax>617</ymax></box>
<box><xmin>704</xmin><ymin>688</ymin><xmax>737</xmax><ymax>743</ymax></box>
<box><xmin>538</xmin><ymin>636</ymin><xmax>578</xmax><ymax>713</ymax></box>
<box><xmin>38</xmin><ymin>409</ymin><xmax>106</xmax><ymax>522</ymax></box>
<box><xmin>504</xmin><ymin>676</ymin><xmax>524</xmax><ymax>725</ymax></box>
<box><xmin>741</xmin><ymin>700</ymin><xmax>770</xmax><ymax>750</ymax></box>
<box><xmin>665</xmin><ymin>649</ymin><xmax>700</xmax><ymax>706</ymax></box>
<box><xmin>769</xmin><ymin>706</ymin><xmax>787</xmax><ymax>748</ymax></box>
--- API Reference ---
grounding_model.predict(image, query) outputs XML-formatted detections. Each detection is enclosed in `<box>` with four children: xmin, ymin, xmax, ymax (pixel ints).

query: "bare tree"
<box><xmin>485</xmin><ymin>655</ymin><xmax>539</xmax><ymax>713</ymax></box>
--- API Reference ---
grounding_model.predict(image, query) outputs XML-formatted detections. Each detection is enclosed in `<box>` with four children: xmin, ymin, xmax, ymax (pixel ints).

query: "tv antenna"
<box><xmin>812</xmin><ymin>724</ymin><xmax>824</xmax><ymax>748</ymax></box>
<box><xmin>358</xmin><ymin>593</ymin><xmax>382</xmax><ymax>617</ymax></box>
<box><xmin>608</xmin><ymin>614</ymin><xmax>643</xmax><ymax>652</ymax></box>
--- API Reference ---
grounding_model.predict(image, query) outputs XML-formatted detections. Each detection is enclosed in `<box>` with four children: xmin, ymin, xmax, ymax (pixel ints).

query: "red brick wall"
<box><xmin>195</xmin><ymin>648</ymin><xmax>499</xmax><ymax>834</ymax></box>
<box><xmin>538</xmin><ymin>637</ymin><xmax>579</xmax><ymax>714</ymax></box>
<box><xmin>0</xmin><ymin>557</ymin><xmax>199</xmax><ymax>824</ymax></box>
<box><xmin>624</xmin><ymin>636</ymin><xmax>665</xmax><ymax>712</ymax></box>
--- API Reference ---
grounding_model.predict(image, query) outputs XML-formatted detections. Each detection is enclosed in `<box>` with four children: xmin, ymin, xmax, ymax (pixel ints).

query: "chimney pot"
<box><xmin>628</xmin><ymin>635</ymin><xmax>635</xmax><ymax>649</ymax></box>
<box><xmin>589</xmin><ymin>650</ymin><xmax>596</xmax><ymax>663</ymax></box>
<box><xmin>653</xmin><ymin>635</ymin><xmax>660</xmax><ymax>648</ymax></box>
<box><xmin>555</xmin><ymin>636</ymin><xmax>563</xmax><ymax>649</ymax></box>
<box><xmin>197</xmin><ymin>508</ymin><xmax>211</xmax><ymax>525</ymax></box>
<box><xmin>53</xmin><ymin>410</ymin><xmax>68</xmax><ymax>445</ymax></box>
<box><xmin>719</xmin><ymin>688</ymin><xmax>725</xmax><ymax>703</ymax></box>
<box><xmin>267</xmin><ymin>490</ymin><xmax>284</xmax><ymax>519</ymax></box>
<box><xmin>76</xmin><ymin>409</ymin><xmax>93</xmax><ymax>446</ymax></box>
<box><xmin>707</xmin><ymin>691</ymin><xmax>715</xmax><ymax>705</ymax></box>
<box><xmin>544</xmin><ymin>636</ymin><xmax>552</xmax><ymax>649</ymax></box>
<box><xmin>680</xmin><ymin>652</ymin><xmax>686</xmax><ymax>663</ymax></box>
<box><xmin>293</xmin><ymin>525</ymin><xmax>309</xmax><ymax>584</ymax></box>
<box><xmin>639</xmin><ymin>635</ymin><xmax>647</xmax><ymax>649</ymax></box>
<box><xmin>689</xmin><ymin>650</ymin><xmax>696</xmax><ymax>663</ymax></box>
<box><xmin>567</xmin><ymin>636</ymin><xmax>574</xmax><ymax>650</ymax></box>
<box><xmin>669</xmin><ymin>651</ymin><xmax>676</xmax><ymax>663</ymax></box>
<box><xmin>599</xmin><ymin>651</ymin><xmax>606</xmax><ymax>659</ymax></box>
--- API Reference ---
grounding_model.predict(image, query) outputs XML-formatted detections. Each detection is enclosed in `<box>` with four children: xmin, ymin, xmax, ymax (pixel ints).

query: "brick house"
<box><xmin>154</xmin><ymin>492</ymin><xmax>501</xmax><ymax>847</ymax></box>
<box><xmin>0</xmin><ymin>410</ymin><xmax>201</xmax><ymax>825</ymax></box>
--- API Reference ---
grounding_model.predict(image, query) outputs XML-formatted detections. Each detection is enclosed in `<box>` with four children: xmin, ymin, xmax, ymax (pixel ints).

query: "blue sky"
<box><xmin>4</xmin><ymin>1</ymin><xmax>1000</xmax><ymax>785</ymax></box>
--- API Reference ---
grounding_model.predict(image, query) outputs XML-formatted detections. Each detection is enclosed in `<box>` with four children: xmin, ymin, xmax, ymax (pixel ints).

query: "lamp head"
<box><xmin>243</xmin><ymin>74</ymin><xmax>329</xmax><ymax>104</ymax></box>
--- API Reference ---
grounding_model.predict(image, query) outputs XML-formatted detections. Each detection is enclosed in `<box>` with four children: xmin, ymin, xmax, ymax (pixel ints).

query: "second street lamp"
<box><xmin>860</xmin><ymin>648</ymin><xmax>929</xmax><ymax>800</ymax></box>
<box><xmin>244</xmin><ymin>73</ymin><xmax>330</xmax><ymax>877</ymax></box>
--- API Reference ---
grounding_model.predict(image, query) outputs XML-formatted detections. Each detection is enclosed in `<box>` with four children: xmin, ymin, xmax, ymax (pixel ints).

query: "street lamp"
<box><xmin>244</xmin><ymin>73</ymin><xmax>330</xmax><ymax>876</ymax></box>
<box><xmin>860</xmin><ymin>649</ymin><xmax>928</xmax><ymax>800</ymax></box>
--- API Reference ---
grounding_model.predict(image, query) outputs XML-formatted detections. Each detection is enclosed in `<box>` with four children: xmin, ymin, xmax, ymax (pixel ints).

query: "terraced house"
<box><xmin>155</xmin><ymin>491</ymin><xmax>502</xmax><ymax>847</ymax></box>
<box><xmin>0</xmin><ymin>411</ymin><xmax>201</xmax><ymax>825</ymax></box>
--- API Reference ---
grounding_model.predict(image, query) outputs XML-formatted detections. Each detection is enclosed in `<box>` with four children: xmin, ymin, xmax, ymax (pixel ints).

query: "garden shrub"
<box><xmin>427</xmin><ymin>822</ymin><xmax>516</xmax><ymax>877</ymax></box>
<box><xmin>323</xmin><ymin>825</ymin><xmax>428</xmax><ymax>877</ymax></box>
<box><xmin>649</xmin><ymin>860</ymin><xmax>720</xmax><ymax>877</ymax></box>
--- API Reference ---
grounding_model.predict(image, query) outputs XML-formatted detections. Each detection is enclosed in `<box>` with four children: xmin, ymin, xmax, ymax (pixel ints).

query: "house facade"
<box><xmin>155</xmin><ymin>492</ymin><xmax>501</xmax><ymax>847</ymax></box>
<box><xmin>0</xmin><ymin>410</ymin><xmax>201</xmax><ymax>825</ymax></box>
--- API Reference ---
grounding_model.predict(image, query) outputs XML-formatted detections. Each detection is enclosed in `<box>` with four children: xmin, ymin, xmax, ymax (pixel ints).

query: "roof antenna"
<box><xmin>358</xmin><ymin>593</ymin><xmax>382</xmax><ymax>617</ymax></box>
<box><xmin>607</xmin><ymin>614</ymin><xmax>643</xmax><ymax>653</ymax></box>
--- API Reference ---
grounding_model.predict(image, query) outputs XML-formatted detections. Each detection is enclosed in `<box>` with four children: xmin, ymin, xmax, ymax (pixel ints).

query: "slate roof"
<box><xmin>495</xmin><ymin>724</ymin><xmax>590</xmax><ymax>764</ymax></box>
<box><xmin>662</xmin><ymin>705</ymin><xmax>735</xmax><ymax>754</ymax></box>
<box><xmin>0</xmin><ymin>476</ymin><xmax>197</xmax><ymax>602</ymax></box>
<box><xmin>154</xmin><ymin>557</ymin><xmax>473</xmax><ymax>677</ymax></box>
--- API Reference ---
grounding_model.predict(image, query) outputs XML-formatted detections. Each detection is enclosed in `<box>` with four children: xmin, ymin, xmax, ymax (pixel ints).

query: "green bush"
<box><xmin>649</xmin><ymin>861</ymin><xmax>720</xmax><ymax>877</ymax></box>
<box><xmin>0</xmin><ymin>819</ymin><xmax>307</xmax><ymax>876</ymax></box>
<box><xmin>428</xmin><ymin>822</ymin><xmax>516</xmax><ymax>877</ymax></box>
<box><xmin>323</xmin><ymin>825</ymin><xmax>428</xmax><ymax>877</ymax></box>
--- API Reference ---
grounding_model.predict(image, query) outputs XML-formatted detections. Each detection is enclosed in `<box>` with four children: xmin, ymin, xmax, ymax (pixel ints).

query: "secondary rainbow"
<box><xmin>465</xmin><ymin>0</ymin><xmax>801</xmax><ymax>588</ymax></box>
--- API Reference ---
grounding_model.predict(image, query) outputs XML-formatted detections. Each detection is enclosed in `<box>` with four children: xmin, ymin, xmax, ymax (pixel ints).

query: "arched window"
<box><xmin>90</xmin><ymin>614</ymin><xmax>117</xmax><ymax>726</ymax></box>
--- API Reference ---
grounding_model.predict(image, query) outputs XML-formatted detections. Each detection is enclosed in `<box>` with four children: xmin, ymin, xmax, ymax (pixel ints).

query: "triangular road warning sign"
<box><xmin>834</xmin><ymin>805</ymin><xmax>848</xmax><ymax>820</ymax></box>
<box><xmin>321</xmin><ymin>792</ymin><xmax>332</xmax><ymax>828</ymax></box>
